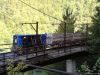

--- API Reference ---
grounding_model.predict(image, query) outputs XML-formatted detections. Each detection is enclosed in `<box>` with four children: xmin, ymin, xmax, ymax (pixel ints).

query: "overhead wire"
<box><xmin>18</xmin><ymin>0</ymin><xmax>90</xmax><ymax>32</ymax></box>
<box><xmin>18</xmin><ymin>0</ymin><xmax>64</xmax><ymax>30</ymax></box>
<box><xmin>0</xmin><ymin>0</ymin><xmax>92</xmax><ymax>45</ymax></box>
<box><xmin>19</xmin><ymin>0</ymin><xmax>63</xmax><ymax>22</ymax></box>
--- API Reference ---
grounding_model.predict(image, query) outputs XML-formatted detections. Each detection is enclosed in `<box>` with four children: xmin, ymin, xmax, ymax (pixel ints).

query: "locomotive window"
<box><xmin>13</xmin><ymin>36</ymin><xmax>17</xmax><ymax>45</ymax></box>
<box><xmin>22</xmin><ymin>36</ymin><xmax>33</xmax><ymax>46</ymax></box>
<box><xmin>21</xmin><ymin>35</ymin><xmax>42</xmax><ymax>47</ymax></box>
<box><xmin>36</xmin><ymin>36</ymin><xmax>41</xmax><ymax>45</ymax></box>
<box><xmin>32</xmin><ymin>39</ymin><xmax>36</xmax><ymax>44</ymax></box>
<box><xmin>32</xmin><ymin>35</ymin><xmax>41</xmax><ymax>45</ymax></box>
<box><xmin>14</xmin><ymin>39</ymin><xmax>17</xmax><ymax>44</ymax></box>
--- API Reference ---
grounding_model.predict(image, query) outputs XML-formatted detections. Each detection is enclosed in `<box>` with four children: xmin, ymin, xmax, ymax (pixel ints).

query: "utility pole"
<box><xmin>36</xmin><ymin>22</ymin><xmax>38</xmax><ymax>35</ymax></box>
<box><xmin>64</xmin><ymin>22</ymin><xmax>67</xmax><ymax>52</ymax></box>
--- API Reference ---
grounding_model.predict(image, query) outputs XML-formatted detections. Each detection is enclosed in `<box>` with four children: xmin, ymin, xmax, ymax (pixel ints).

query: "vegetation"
<box><xmin>0</xmin><ymin>0</ymin><xmax>97</xmax><ymax>52</ymax></box>
<box><xmin>77</xmin><ymin>1</ymin><xmax>100</xmax><ymax>74</ymax></box>
<box><xmin>0</xmin><ymin>0</ymin><xmax>100</xmax><ymax>75</ymax></box>
<box><xmin>0</xmin><ymin>0</ymin><xmax>97</xmax><ymax>44</ymax></box>
<box><xmin>89</xmin><ymin>1</ymin><xmax>100</xmax><ymax>52</ymax></box>
<box><xmin>7</xmin><ymin>60</ymin><xmax>28</xmax><ymax>75</ymax></box>
<box><xmin>56</xmin><ymin>7</ymin><xmax>76</xmax><ymax>33</ymax></box>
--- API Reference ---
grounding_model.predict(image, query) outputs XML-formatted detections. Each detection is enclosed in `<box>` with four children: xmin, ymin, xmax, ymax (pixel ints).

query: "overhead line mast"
<box><xmin>21</xmin><ymin>22</ymin><xmax>38</xmax><ymax>35</ymax></box>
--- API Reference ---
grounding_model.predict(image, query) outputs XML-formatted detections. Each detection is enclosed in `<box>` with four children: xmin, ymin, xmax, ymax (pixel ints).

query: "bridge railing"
<box><xmin>0</xmin><ymin>40</ymin><xmax>87</xmax><ymax>74</ymax></box>
<box><xmin>0</xmin><ymin>44</ymin><xmax>86</xmax><ymax>61</ymax></box>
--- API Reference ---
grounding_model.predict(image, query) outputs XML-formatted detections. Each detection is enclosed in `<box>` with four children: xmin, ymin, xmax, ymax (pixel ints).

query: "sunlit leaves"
<box><xmin>0</xmin><ymin>0</ymin><xmax>97</xmax><ymax>47</ymax></box>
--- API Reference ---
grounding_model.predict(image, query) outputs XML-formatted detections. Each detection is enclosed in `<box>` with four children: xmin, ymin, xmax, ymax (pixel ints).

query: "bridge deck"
<box><xmin>0</xmin><ymin>44</ymin><xmax>88</xmax><ymax>74</ymax></box>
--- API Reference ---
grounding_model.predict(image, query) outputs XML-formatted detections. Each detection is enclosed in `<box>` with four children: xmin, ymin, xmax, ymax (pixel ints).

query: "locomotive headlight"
<box><xmin>23</xmin><ymin>37</ymin><xmax>26</xmax><ymax>39</ymax></box>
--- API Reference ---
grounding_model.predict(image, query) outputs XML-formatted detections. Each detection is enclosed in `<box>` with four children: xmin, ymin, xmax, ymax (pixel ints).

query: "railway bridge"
<box><xmin>0</xmin><ymin>42</ymin><xmax>89</xmax><ymax>75</ymax></box>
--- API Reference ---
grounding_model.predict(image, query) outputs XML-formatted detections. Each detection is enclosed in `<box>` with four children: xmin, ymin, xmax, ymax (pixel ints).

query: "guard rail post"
<box><xmin>43</xmin><ymin>45</ymin><xmax>46</xmax><ymax>55</ymax></box>
<box><xmin>3</xmin><ymin>53</ymin><xmax>6</xmax><ymax>72</ymax></box>
<box><xmin>25</xmin><ymin>48</ymin><xmax>28</xmax><ymax>60</ymax></box>
<box><xmin>3</xmin><ymin>53</ymin><xmax>5</xmax><ymax>66</ymax></box>
<box><xmin>36</xmin><ymin>46</ymin><xmax>38</xmax><ymax>56</ymax></box>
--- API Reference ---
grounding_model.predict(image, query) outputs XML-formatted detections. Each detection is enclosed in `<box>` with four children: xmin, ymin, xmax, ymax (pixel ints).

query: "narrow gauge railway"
<box><xmin>11</xmin><ymin>33</ymin><xmax>86</xmax><ymax>54</ymax></box>
<box><xmin>0</xmin><ymin>43</ymin><xmax>86</xmax><ymax>69</ymax></box>
<box><xmin>0</xmin><ymin>33</ymin><xmax>87</xmax><ymax>63</ymax></box>
<box><xmin>0</xmin><ymin>32</ymin><xmax>87</xmax><ymax>74</ymax></box>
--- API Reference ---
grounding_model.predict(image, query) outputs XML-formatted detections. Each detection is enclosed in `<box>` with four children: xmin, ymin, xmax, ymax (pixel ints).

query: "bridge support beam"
<box><xmin>66</xmin><ymin>59</ymin><xmax>76</xmax><ymax>75</ymax></box>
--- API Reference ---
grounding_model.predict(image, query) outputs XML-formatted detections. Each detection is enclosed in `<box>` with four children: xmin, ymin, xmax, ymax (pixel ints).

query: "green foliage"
<box><xmin>56</xmin><ymin>7</ymin><xmax>76</xmax><ymax>33</ymax></box>
<box><xmin>77</xmin><ymin>61</ymin><xmax>99</xmax><ymax>75</ymax></box>
<box><xmin>93</xmin><ymin>57</ymin><xmax>100</xmax><ymax>73</ymax></box>
<box><xmin>7</xmin><ymin>60</ymin><xmax>28</xmax><ymax>75</ymax></box>
<box><xmin>89</xmin><ymin>2</ymin><xmax>100</xmax><ymax>52</ymax></box>
<box><xmin>98</xmin><ymin>0</ymin><xmax>100</xmax><ymax>2</ymax></box>
<box><xmin>0</xmin><ymin>0</ymin><xmax>97</xmax><ymax>52</ymax></box>
<box><xmin>80</xmin><ymin>62</ymin><xmax>91</xmax><ymax>74</ymax></box>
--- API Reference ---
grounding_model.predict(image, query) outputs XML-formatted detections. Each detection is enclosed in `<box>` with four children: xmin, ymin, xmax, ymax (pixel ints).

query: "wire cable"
<box><xmin>19</xmin><ymin>0</ymin><xmax>63</xmax><ymax>22</ymax></box>
<box><xmin>19</xmin><ymin>0</ymin><xmax>64</xmax><ymax>30</ymax></box>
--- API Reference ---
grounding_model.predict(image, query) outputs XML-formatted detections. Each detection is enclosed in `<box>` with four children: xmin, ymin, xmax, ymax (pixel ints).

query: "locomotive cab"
<box><xmin>12</xmin><ymin>34</ymin><xmax>47</xmax><ymax>53</ymax></box>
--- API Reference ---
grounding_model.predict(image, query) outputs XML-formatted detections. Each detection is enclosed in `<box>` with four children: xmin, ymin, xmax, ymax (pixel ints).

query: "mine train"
<box><xmin>12</xmin><ymin>33</ymin><xmax>86</xmax><ymax>54</ymax></box>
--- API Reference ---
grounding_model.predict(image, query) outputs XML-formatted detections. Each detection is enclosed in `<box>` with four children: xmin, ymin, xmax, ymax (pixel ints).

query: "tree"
<box><xmin>0</xmin><ymin>0</ymin><xmax>97</xmax><ymax>53</ymax></box>
<box><xmin>89</xmin><ymin>1</ymin><xmax>100</xmax><ymax>52</ymax></box>
<box><xmin>7</xmin><ymin>60</ymin><xmax>28</xmax><ymax>75</ymax></box>
<box><xmin>56</xmin><ymin>7</ymin><xmax>76</xmax><ymax>33</ymax></box>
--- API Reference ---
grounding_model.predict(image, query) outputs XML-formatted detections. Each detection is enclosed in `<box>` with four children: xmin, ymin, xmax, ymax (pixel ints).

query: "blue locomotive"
<box><xmin>11</xmin><ymin>33</ymin><xmax>85</xmax><ymax>54</ymax></box>
<box><xmin>12</xmin><ymin>34</ymin><xmax>47</xmax><ymax>54</ymax></box>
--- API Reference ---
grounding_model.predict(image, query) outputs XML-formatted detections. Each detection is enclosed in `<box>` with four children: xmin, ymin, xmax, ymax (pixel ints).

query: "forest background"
<box><xmin>0</xmin><ymin>0</ymin><xmax>97</xmax><ymax>52</ymax></box>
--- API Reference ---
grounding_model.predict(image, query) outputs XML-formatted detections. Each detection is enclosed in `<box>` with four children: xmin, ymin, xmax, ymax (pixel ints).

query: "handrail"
<box><xmin>0</xmin><ymin>42</ymin><xmax>86</xmax><ymax>55</ymax></box>
<box><xmin>0</xmin><ymin>43</ymin><xmax>12</xmax><ymax>46</ymax></box>
<box><xmin>0</xmin><ymin>45</ymin><xmax>87</xmax><ymax>74</ymax></box>
<box><xmin>0</xmin><ymin>38</ymin><xmax>87</xmax><ymax>74</ymax></box>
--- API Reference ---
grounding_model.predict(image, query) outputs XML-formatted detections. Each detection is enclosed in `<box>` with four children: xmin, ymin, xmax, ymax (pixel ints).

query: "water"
<box><xmin>16</xmin><ymin>61</ymin><xmax>66</xmax><ymax>75</ymax></box>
